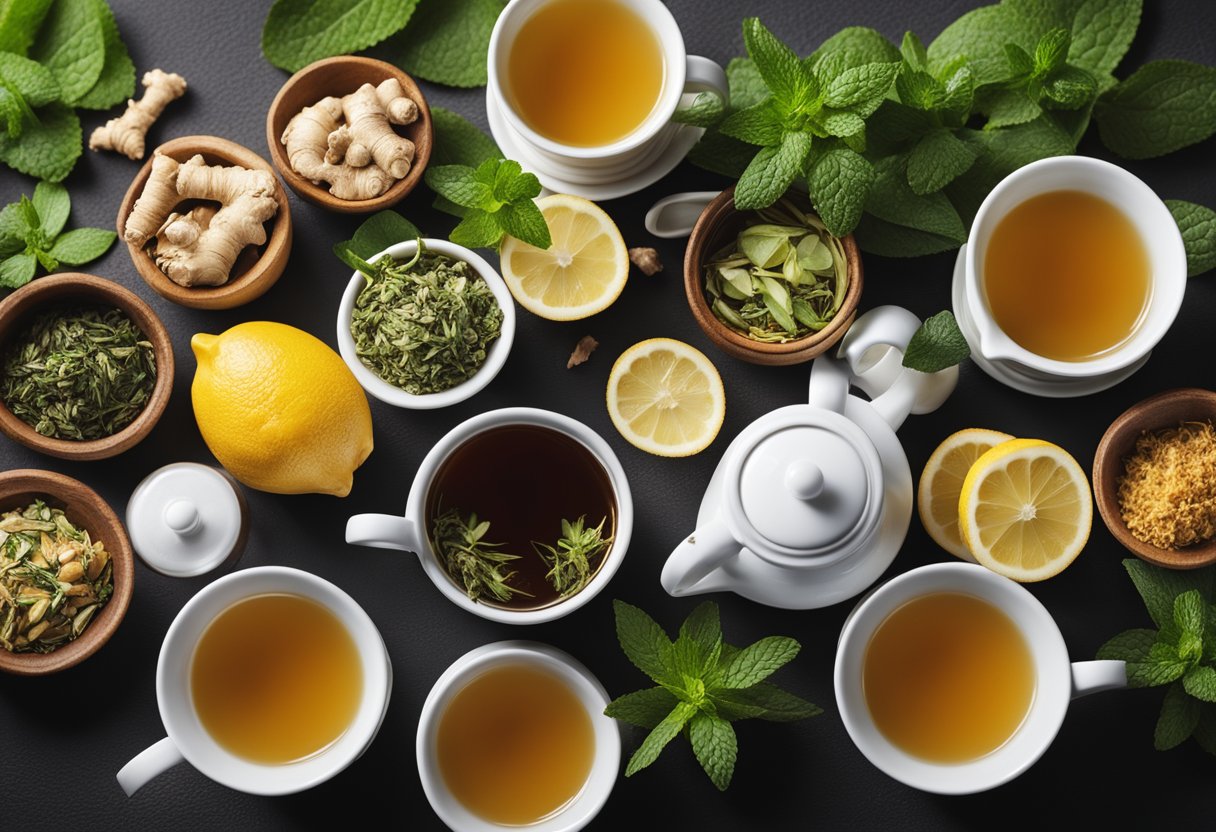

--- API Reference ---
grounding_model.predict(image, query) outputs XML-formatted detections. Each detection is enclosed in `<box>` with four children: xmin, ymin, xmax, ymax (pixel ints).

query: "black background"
<box><xmin>1</xmin><ymin>1</ymin><xmax>1214</xmax><ymax>829</ymax></box>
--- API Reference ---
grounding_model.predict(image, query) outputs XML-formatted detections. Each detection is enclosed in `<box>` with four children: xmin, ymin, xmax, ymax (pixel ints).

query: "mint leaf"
<box><xmin>498</xmin><ymin>200</ymin><xmax>549</xmax><ymax>249</ymax></box>
<box><xmin>719</xmin><ymin>102</ymin><xmax>784</xmax><ymax>147</ymax></box>
<box><xmin>820</xmin><ymin>111</ymin><xmax>866</xmax><ymax>140</ymax></box>
<box><xmin>679</xmin><ymin>601</ymin><xmax>722</xmax><ymax>655</ymax></box>
<box><xmin>865</xmin><ymin>155</ymin><xmax>966</xmax><ymax>242</ymax></box>
<box><xmin>31</xmin><ymin>180</ymin><xmax>68</xmax><ymax>238</ymax></box>
<box><xmin>27</xmin><ymin>0</ymin><xmax>103</xmax><ymax>105</ymax></box>
<box><xmin>1043</xmin><ymin>66</ymin><xmax>1097</xmax><ymax>109</ymax></box>
<box><xmin>1175</xmin><ymin>590</ymin><xmax>1206</xmax><ymax>642</ymax></box>
<box><xmin>983</xmin><ymin>88</ymin><xmax>1042</xmax><ymax>129</ymax></box>
<box><xmin>74</xmin><ymin>0</ymin><xmax>134</xmax><ymax>110</ymax></box>
<box><xmin>713</xmin><ymin>636</ymin><xmax>799</xmax><ymax>690</ymax></box>
<box><xmin>686</xmin><ymin>129</ymin><xmax>758</xmax><ymax>179</ymax></box>
<box><xmin>854</xmin><ymin>212</ymin><xmax>964</xmax><ymax>258</ymax></box>
<box><xmin>902</xmin><ymin>310</ymin><xmax>969</xmax><ymax>372</ymax></box>
<box><xmin>1097</xmin><ymin>628</ymin><xmax>1159</xmax><ymax>662</ymax></box>
<box><xmin>823</xmin><ymin>61</ymin><xmax>899</xmax><ymax>109</ymax></box>
<box><xmin>808</xmin><ymin>27</ymin><xmax>900</xmax><ymax>80</ymax></box>
<box><xmin>47</xmin><ymin>226</ymin><xmax>113</xmax><ymax>265</ymax></box>
<box><xmin>0</xmin><ymin>102</ymin><xmax>80</xmax><ymax>182</ymax></box>
<box><xmin>807</xmin><ymin>146</ymin><xmax>873</xmax><ymax>237</ymax></box>
<box><xmin>0</xmin><ymin>204</ymin><xmax>25</xmax><ymax>256</ymax></box>
<box><xmin>711</xmin><ymin>682</ymin><xmax>823</xmax><ymax>723</ymax></box>
<box><xmin>734</xmin><ymin>131</ymin><xmax>810</xmax><ymax>211</ymax></box>
<box><xmin>689</xmin><ymin>713</ymin><xmax>737</xmax><ymax>791</ymax></box>
<box><xmin>341</xmin><ymin>210</ymin><xmax>422</xmax><ymax>261</ymax></box>
<box><xmin>1156</xmin><ymin>681</ymin><xmax>1201</xmax><ymax>751</ymax></box>
<box><xmin>425</xmin><ymin>165</ymin><xmax>494</xmax><ymax>209</ymax></box>
<box><xmin>1096</xmin><ymin>60</ymin><xmax>1216</xmax><ymax>159</ymax></box>
<box><xmin>1069</xmin><ymin>0</ymin><xmax>1141</xmax><ymax>78</ymax></box>
<box><xmin>743</xmin><ymin>17</ymin><xmax>813</xmax><ymax>111</ymax></box>
<box><xmin>604</xmin><ymin>686</ymin><xmax>679</xmax><ymax>729</ymax></box>
<box><xmin>674</xmin><ymin>91</ymin><xmax>726</xmax><ymax>128</ymax></box>
<box><xmin>393</xmin><ymin>0</ymin><xmax>503</xmax><ymax>87</ymax></box>
<box><xmin>1166</xmin><ymin>200</ymin><xmax>1216</xmax><ymax>277</ymax></box>
<box><xmin>907</xmin><ymin>128</ymin><xmax>977</xmax><ymax>195</ymax></box>
<box><xmin>1184</xmin><ymin>666</ymin><xmax>1216</xmax><ymax>703</ymax></box>
<box><xmin>624</xmin><ymin>701</ymin><xmax>697</xmax><ymax>777</ymax></box>
<box><xmin>900</xmin><ymin>31</ymin><xmax>928</xmax><ymax>70</ymax></box>
<box><xmin>1033</xmin><ymin>28</ymin><xmax>1070</xmax><ymax>77</ymax></box>
<box><xmin>726</xmin><ymin>57</ymin><xmax>768</xmax><ymax>111</ymax></box>
<box><xmin>0</xmin><ymin>251</ymin><xmax>35</xmax><ymax>287</ymax></box>
<box><xmin>449</xmin><ymin>209</ymin><xmax>502</xmax><ymax>250</ymax></box>
<box><xmin>429</xmin><ymin>107</ymin><xmax>500</xmax><ymax>168</ymax></box>
<box><xmin>897</xmin><ymin>67</ymin><xmax>945</xmax><ymax>112</ymax></box>
<box><xmin>261</xmin><ymin>0</ymin><xmax>416</xmax><ymax>73</ymax></box>
<box><xmin>490</xmin><ymin>159</ymin><xmax>536</xmax><ymax>202</ymax></box>
<box><xmin>1124</xmin><ymin>560</ymin><xmax>1216</xmax><ymax>630</ymax></box>
<box><xmin>928</xmin><ymin>5</ymin><xmax>1028</xmax><ymax>86</ymax></box>
<box><xmin>614</xmin><ymin>599</ymin><xmax>674</xmax><ymax>685</ymax></box>
<box><xmin>1126</xmin><ymin>642</ymin><xmax>1189</xmax><ymax>688</ymax></box>
<box><xmin>0</xmin><ymin>52</ymin><xmax>61</xmax><ymax>110</ymax></box>
<box><xmin>0</xmin><ymin>0</ymin><xmax>53</xmax><ymax>55</ymax></box>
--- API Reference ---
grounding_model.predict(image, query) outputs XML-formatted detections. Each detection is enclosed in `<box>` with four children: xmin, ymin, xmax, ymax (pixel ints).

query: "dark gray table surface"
<box><xmin>1</xmin><ymin>1</ymin><xmax>1214</xmax><ymax>829</ymax></box>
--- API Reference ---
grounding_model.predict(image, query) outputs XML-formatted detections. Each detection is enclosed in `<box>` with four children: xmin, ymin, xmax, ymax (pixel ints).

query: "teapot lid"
<box><xmin>733</xmin><ymin>409</ymin><xmax>880</xmax><ymax>555</ymax></box>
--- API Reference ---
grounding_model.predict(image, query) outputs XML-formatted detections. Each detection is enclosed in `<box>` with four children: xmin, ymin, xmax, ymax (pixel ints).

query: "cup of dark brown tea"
<box><xmin>345</xmin><ymin>407</ymin><xmax>633</xmax><ymax>624</ymax></box>
<box><xmin>116</xmin><ymin>566</ymin><xmax>392</xmax><ymax>796</ymax></box>
<box><xmin>834</xmin><ymin>562</ymin><xmax>1126</xmax><ymax>794</ymax></box>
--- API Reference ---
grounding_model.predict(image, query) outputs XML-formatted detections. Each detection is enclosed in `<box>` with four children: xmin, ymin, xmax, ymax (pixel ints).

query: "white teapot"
<box><xmin>660</xmin><ymin>306</ymin><xmax>957</xmax><ymax>609</ymax></box>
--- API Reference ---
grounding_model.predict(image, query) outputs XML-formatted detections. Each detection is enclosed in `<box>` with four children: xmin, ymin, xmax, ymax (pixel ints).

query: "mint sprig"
<box><xmin>902</xmin><ymin>310</ymin><xmax>969</xmax><ymax>373</ymax></box>
<box><xmin>1098</xmin><ymin>559</ymin><xmax>1216</xmax><ymax>754</ymax></box>
<box><xmin>0</xmin><ymin>181</ymin><xmax>115</xmax><ymax>288</ymax></box>
<box><xmin>605</xmin><ymin>600</ymin><xmax>820</xmax><ymax>791</ymax></box>
<box><xmin>425</xmin><ymin>158</ymin><xmax>550</xmax><ymax>250</ymax></box>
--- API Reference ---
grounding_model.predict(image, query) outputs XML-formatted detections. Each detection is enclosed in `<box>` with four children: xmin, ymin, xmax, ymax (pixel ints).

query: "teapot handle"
<box><xmin>661</xmin><ymin>518</ymin><xmax>738</xmax><ymax>597</ymax></box>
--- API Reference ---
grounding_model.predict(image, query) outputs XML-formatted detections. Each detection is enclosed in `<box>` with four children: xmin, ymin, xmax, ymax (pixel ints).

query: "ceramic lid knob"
<box><xmin>126</xmin><ymin>463</ymin><xmax>247</xmax><ymax>578</ymax></box>
<box><xmin>785</xmin><ymin>460</ymin><xmax>824</xmax><ymax>500</ymax></box>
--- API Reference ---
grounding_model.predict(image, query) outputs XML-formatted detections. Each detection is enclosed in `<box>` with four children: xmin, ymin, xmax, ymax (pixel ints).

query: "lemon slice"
<box><xmin>606</xmin><ymin>338</ymin><xmax>725</xmax><ymax>457</ymax></box>
<box><xmin>499</xmin><ymin>194</ymin><xmax>629</xmax><ymax>320</ymax></box>
<box><xmin>958</xmin><ymin>438</ymin><xmax>1092</xmax><ymax>582</ymax></box>
<box><xmin>918</xmin><ymin>428</ymin><xmax>1015</xmax><ymax>561</ymax></box>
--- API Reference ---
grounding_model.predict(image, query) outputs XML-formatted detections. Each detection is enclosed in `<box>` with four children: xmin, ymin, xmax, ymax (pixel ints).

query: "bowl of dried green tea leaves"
<box><xmin>684</xmin><ymin>187</ymin><xmax>863</xmax><ymax>366</ymax></box>
<box><xmin>337</xmin><ymin>239</ymin><xmax>516</xmax><ymax>409</ymax></box>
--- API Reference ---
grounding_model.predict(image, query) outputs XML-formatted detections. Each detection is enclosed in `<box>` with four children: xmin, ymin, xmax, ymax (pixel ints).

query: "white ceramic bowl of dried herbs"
<box><xmin>337</xmin><ymin>239</ymin><xmax>517</xmax><ymax>409</ymax></box>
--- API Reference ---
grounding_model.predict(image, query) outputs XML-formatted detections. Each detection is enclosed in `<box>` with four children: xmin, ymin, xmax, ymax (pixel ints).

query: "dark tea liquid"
<box><xmin>425</xmin><ymin>424</ymin><xmax>616</xmax><ymax>609</ymax></box>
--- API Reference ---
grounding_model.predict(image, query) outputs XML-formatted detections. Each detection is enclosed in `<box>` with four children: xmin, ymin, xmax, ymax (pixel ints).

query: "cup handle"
<box><xmin>683</xmin><ymin>55</ymin><xmax>729</xmax><ymax>102</ymax></box>
<box><xmin>346</xmin><ymin>514</ymin><xmax>422</xmax><ymax>552</ymax></box>
<box><xmin>117</xmin><ymin>736</ymin><xmax>185</xmax><ymax>797</ymax></box>
<box><xmin>1070</xmin><ymin>660</ymin><xmax>1127</xmax><ymax>700</ymax></box>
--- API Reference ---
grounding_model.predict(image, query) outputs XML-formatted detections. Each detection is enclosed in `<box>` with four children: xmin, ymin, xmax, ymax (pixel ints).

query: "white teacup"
<box><xmin>961</xmin><ymin>155</ymin><xmax>1186</xmax><ymax>382</ymax></box>
<box><xmin>116</xmin><ymin>566</ymin><xmax>392</xmax><ymax>796</ymax></box>
<box><xmin>416</xmin><ymin>641</ymin><xmax>620</xmax><ymax>832</ymax></box>
<box><xmin>345</xmin><ymin>407</ymin><xmax>633</xmax><ymax>624</ymax></box>
<box><xmin>834</xmin><ymin>562</ymin><xmax>1125</xmax><ymax>794</ymax></box>
<box><xmin>487</xmin><ymin>0</ymin><xmax>728</xmax><ymax>186</ymax></box>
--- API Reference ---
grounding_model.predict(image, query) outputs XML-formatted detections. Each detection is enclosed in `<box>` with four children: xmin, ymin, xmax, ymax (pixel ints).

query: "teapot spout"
<box><xmin>660</xmin><ymin>518</ymin><xmax>739</xmax><ymax>597</ymax></box>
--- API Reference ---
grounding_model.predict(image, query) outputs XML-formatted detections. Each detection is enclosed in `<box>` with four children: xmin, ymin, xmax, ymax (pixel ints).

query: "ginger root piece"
<box><xmin>90</xmin><ymin>70</ymin><xmax>187</xmax><ymax>161</ymax></box>
<box><xmin>567</xmin><ymin>335</ymin><xmax>599</xmax><ymax>369</ymax></box>
<box><xmin>281</xmin><ymin>96</ymin><xmax>395</xmax><ymax>200</ymax></box>
<box><xmin>153</xmin><ymin>204</ymin><xmax>217</xmax><ymax>275</ymax></box>
<box><xmin>629</xmin><ymin>247</ymin><xmax>663</xmax><ymax>276</ymax></box>
<box><xmin>124</xmin><ymin>153</ymin><xmax>182</xmax><ymax>246</ymax></box>
<box><xmin>338</xmin><ymin>83</ymin><xmax>416</xmax><ymax>179</ymax></box>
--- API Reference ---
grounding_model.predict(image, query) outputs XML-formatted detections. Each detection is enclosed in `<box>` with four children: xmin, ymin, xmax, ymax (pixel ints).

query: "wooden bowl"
<box><xmin>265</xmin><ymin>56</ymin><xmax>433</xmax><ymax>213</ymax></box>
<box><xmin>0</xmin><ymin>273</ymin><xmax>174</xmax><ymax>461</ymax></box>
<box><xmin>116</xmin><ymin>135</ymin><xmax>293</xmax><ymax>310</ymax></box>
<box><xmin>1093</xmin><ymin>388</ymin><xmax>1216</xmax><ymax>569</ymax></box>
<box><xmin>0</xmin><ymin>469</ymin><xmax>135</xmax><ymax>675</ymax></box>
<box><xmin>684</xmin><ymin>186</ymin><xmax>863</xmax><ymax>366</ymax></box>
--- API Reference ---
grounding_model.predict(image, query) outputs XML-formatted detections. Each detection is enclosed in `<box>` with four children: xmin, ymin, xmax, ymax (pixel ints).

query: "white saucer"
<box><xmin>485</xmin><ymin>90</ymin><xmax>705</xmax><ymax>201</ymax></box>
<box><xmin>951</xmin><ymin>244</ymin><xmax>1149</xmax><ymax>398</ymax></box>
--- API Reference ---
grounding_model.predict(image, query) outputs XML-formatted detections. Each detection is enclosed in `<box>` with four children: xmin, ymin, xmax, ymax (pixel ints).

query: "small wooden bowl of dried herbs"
<box><xmin>336</xmin><ymin>238</ymin><xmax>515</xmax><ymax>410</ymax></box>
<box><xmin>685</xmin><ymin>186</ymin><xmax>863</xmax><ymax>366</ymax></box>
<box><xmin>1093</xmin><ymin>388</ymin><xmax>1216</xmax><ymax>570</ymax></box>
<box><xmin>0</xmin><ymin>273</ymin><xmax>174</xmax><ymax>461</ymax></box>
<box><xmin>0</xmin><ymin>469</ymin><xmax>135</xmax><ymax>675</ymax></box>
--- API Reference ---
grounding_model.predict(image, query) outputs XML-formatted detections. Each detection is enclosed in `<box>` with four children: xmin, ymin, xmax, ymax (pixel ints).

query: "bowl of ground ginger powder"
<box><xmin>1093</xmin><ymin>388</ymin><xmax>1216</xmax><ymax>569</ymax></box>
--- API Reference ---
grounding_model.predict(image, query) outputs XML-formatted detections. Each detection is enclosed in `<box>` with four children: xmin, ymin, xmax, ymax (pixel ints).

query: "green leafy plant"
<box><xmin>1097</xmin><ymin>559</ymin><xmax>1216</xmax><ymax>755</ymax></box>
<box><xmin>425</xmin><ymin>158</ymin><xmax>551</xmax><ymax>250</ymax></box>
<box><xmin>684</xmin><ymin>1</ymin><xmax>1216</xmax><ymax>260</ymax></box>
<box><xmin>332</xmin><ymin>209</ymin><xmax>422</xmax><ymax>272</ymax></box>
<box><xmin>0</xmin><ymin>0</ymin><xmax>135</xmax><ymax>181</ymax></box>
<box><xmin>1166</xmin><ymin>201</ymin><xmax>1216</xmax><ymax>278</ymax></box>
<box><xmin>260</xmin><ymin>0</ymin><xmax>506</xmax><ymax>87</ymax></box>
<box><xmin>0</xmin><ymin>181</ymin><xmax>115</xmax><ymax>288</ymax></box>
<box><xmin>903</xmin><ymin>311</ymin><xmax>970</xmax><ymax>373</ymax></box>
<box><xmin>605</xmin><ymin>600</ymin><xmax>820</xmax><ymax>791</ymax></box>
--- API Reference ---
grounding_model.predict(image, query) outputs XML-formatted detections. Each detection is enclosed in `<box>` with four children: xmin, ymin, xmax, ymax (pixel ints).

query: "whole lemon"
<box><xmin>191</xmin><ymin>322</ymin><xmax>373</xmax><ymax>497</ymax></box>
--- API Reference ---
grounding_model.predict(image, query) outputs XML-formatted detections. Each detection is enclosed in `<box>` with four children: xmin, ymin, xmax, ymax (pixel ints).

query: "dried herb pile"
<box><xmin>350</xmin><ymin>246</ymin><xmax>503</xmax><ymax>396</ymax></box>
<box><xmin>0</xmin><ymin>305</ymin><xmax>156</xmax><ymax>440</ymax></box>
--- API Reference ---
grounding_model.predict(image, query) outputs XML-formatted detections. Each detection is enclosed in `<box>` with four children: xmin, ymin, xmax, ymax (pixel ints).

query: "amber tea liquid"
<box><xmin>426</xmin><ymin>424</ymin><xmax>616</xmax><ymax>609</ymax></box>
<box><xmin>983</xmin><ymin>190</ymin><xmax>1150</xmax><ymax>362</ymax></box>
<box><xmin>506</xmin><ymin>0</ymin><xmax>665</xmax><ymax>146</ymax></box>
<box><xmin>863</xmin><ymin>592</ymin><xmax>1036</xmax><ymax>763</ymax></box>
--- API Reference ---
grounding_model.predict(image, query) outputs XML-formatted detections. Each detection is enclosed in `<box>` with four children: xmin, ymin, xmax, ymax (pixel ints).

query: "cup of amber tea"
<box><xmin>487</xmin><ymin>0</ymin><xmax>728</xmax><ymax>185</ymax></box>
<box><xmin>346</xmin><ymin>407</ymin><xmax>633</xmax><ymax>624</ymax></box>
<box><xmin>116</xmin><ymin>566</ymin><xmax>392</xmax><ymax>796</ymax></box>
<box><xmin>834</xmin><ymin>562</ymin><xmax>1126</xmax><ymax>794</ymax></box>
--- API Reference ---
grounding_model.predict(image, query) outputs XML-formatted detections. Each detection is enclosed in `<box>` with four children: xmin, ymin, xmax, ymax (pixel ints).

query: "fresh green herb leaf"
<box><xmin>0</xmin><ymin>52</ymin><xmax>61</xmax><ymax>130</ymax></box>
<box><xmin>393</xmin><ymin>0</ymin><xmax>504</xmax><ymax>88</ymax></box>
<box><xmin>1166</xmin><ymin>200</ymin><xmax>1216</xmax><ymax>277</ymax></box>
<box><xmin>927</xmin><ymin>4</ymin><xmax>1028</xmax><ymax>86</ymax></box>
<box><xmin>1042</xmin><ymin>65</ymin><xmax>1098</xmax><ymax>108</ymax></box>
<box><xmin>823</xmin><ymin>61</ymin><xmax>900</xmax><ymax>109</ymax></box>
<box><xmin>73</xmin><ymin>0</ymin><xmax>134</xmax><ymax>110</ymax></box>
<box><xmin>429</xmin><ymin>106</ymin><xmax>501</xmax><ymax>168</ymax></box>
<box><xmin>725</xmin><ymin>57</ymin><xmax>769</xmax><ymax>111</ymax></box>
<box><xmin>906</xmin><ymin>128</ymin><xmax>978</xmax><ymax>195</ymax></box>
<box><xmin>679</xmin><ymin>601</ymin><xmax>722</xmax><ymax>655</ymax></box>
<box><xmin>47</xmin><ymin>227</ymin><xmax>114</xmax><ymax>265</ymax></box>
<box><xmin>0</xmin><ymin>182</ymin><xmax>114</xmax><ymax>283</ymax></box>
<box><xmin>711</xmin><ymin>682</ymin><xmax>823</xmax><ymax>723</ymax></box>
<box><xmin>808</xmin><ymin>26</ymin><xmax>900</xmax><ymax>79</ymax></box>
<box><xmin>426</xmin><ymin>164</ymin><xmax>495</xmax><ymax>209</ymax></box>
<box><xmin>864</xmin><ymin>156</ymin><xmax>967</xmax><ymax>243</ymax></box>
<box><xmin>624</xmin><ymin>701</ymin><xmax>698</xmax><ymax>777</ymax></box>
<box><xmin>689</xmin><ymin>713</ymin><xmax>738</xmax><ymax>791</ymax></box>
<box><xmin>425</xmin><ymin>158</ymin><xmax>549</xmax><ymax>249</ymax></box>
<box><xmin>334</xmin><ymin>210</ymin><xmax>422</xmax><ymax>264</ymax></box>
<box><xmin>807</xmin><ymin>146</ymin><xmax>873</xmax><ymax>237</ymax></box>
<box><xmin>261</xmin><ymin>0</ymin><xmax>417</xmax><ymax>72</ymax></box>
<box><xmin>719</xmin><ymin>102</ymin><xmax>784</xmax><ymax>147</ymax></box>
<box><xmin>0</xmin><ymin>0</ymin><xmax>54</xmax><ymax>55</ymax></box>
<box><xmin>673</xmin><ymin>91</ymin><xmax>726</xmax><ymax>127</ymax></box>
<box><xmin>1155</xmin><ymin>681</ymin><xmax>1201</xmax><ymax>750</ymax></box>
<box><xmin>1124</xmin><ymin>559</ymin><xmax>1216</xmax><ymax>631</ymax></box>
<box><xmin>686</xmin><ymin>129</ymin><xmax>758</xmax><ymax>179</ymax></box>
<box><xmin>1033</xmin><ymin>28</ymin><xmax>1071</xmax><ymax>77</ymax></box>
<box><xmin>449</xmin><ymin>209</ymin><xmax>503</xmax><ymax>249</ymax></box>
<box><xmin>734</xmin><ymin>131</ymin><xmax>810</xmax><ymax>211</ymax></box>
<box><xmin>1096</xmin><ymin>60</ymin><xmax>1216</xmax><ymax>159</ymax></box>
<box><xmin>0</xmin><ymin>252</ymin><xmax>35</xmax><ymax>288</ymax></box>
<box><xmin>0</xmin><ymin>101</ymin><xmax>80</xmax><ymax>182</ymax></box>
<box><xmin>900</xmin><ymin>31</ymin><xmax>928</xmax><ymax>70</ymax></box>
<box><xmin>1176</xmin><ymin>591</ymin><xmax>1206</xmax><ymax>643</ymax></box>
<box><xmin>1097</xmin><ymin>628</ymin><xmax>1159</xmax><ymax>663</ymax></box>
<box><xmin>1184</xmin><ymin>666</ymin><xmax>1216</xmax><ymax>703</ymax></box>
<box><xmin>982</xmin><ymin>88</ymin><xmax>1042</xmax><ymax>129</ymax></box>
<box><xmin>429</xmin><ymin>508</ymin><xmax>525</xmax><ymax>604</ymax></box>
<box><xmin>1068</xmin><ymin>0</ymin><xmax>1142</xmax><ymax>78</ymax></box>
<box><xmin>742</xmin><ymin>17</ymin><xmax>813</xmax><ymax>111</ymax></box>
<box><xmin>31</xmin><ymin>180</ymin><xmax>68</xmax><ymax>238</ymax></box>
<box><xmin>714</xmin><ymin>636</ymin><xmax>799</xmax><ymax>689</ymax></box>
<box><xmin>603</xmin><ymin>686</ymin><xmax>679</xmax><ymax>729</ymax></box>
<box><xmin>27</xmin><ymin>0</ymin><xmax>104</xmax><ymax>105</ymax></box>
<box><xmin>1126</xmin><ymin>642</ymin><xmax>1189</xmax><ymax>688</ymax></box>
<box><xmin>902</xmin><ymin>310</ymin><xmax>970</xmax><ymax>373</ymax></box>
<box><xmin>613</xmin><ymin>600</ymin><xmax>674</xmax><ymax>685</ymax></box>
